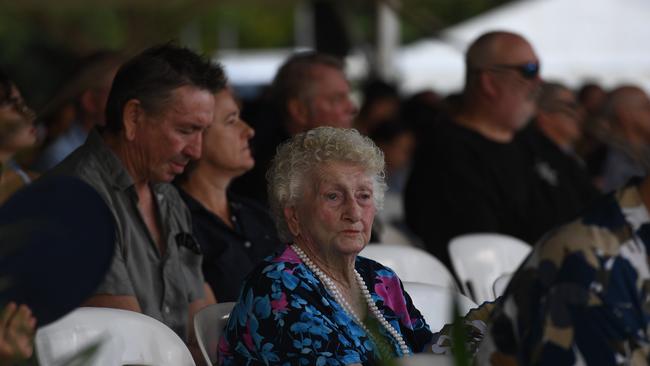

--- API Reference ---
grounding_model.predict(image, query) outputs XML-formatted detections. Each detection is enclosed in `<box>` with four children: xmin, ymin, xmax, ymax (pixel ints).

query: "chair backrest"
<box><xmin>448</xmin><ymin>233</ymin><xmax>531</xmax><ymax>304</ymax></box>
<box><xmin>35</xmin><ymin>307</ymin><xmax>195</xmax><ymax>366</ymax></box>
<box><xmin>492</xmin><ymin>272</ymin><xmax>513</xmax><ymax>299</ymax></box>
<box><xmin>380</xmin><ymin>222</ymin><xmax>417</xmax><ymax>247</ymax></box>
<box><xmin>396</xmin><ymin>353</ymin><xmax>454</xmax><ymax>365</ymax></box>
<box><xmin>402</xmin><ymin>282</ymin><xmax>477</xmax><ymax>333</ymax></box>
<box><xmin>193</xmin><ymin>302</ymin><xmax>235</xmax><ymax>365</ymax></box>
<box><xmin>360</xmin><ymin>244</ymin><xmax>457</xmax><ymax>289</ymax></box>
<box><xmin>377</xmin><ymin>192</ymin><xmax>404</xmax><ymax>223</ymax></box>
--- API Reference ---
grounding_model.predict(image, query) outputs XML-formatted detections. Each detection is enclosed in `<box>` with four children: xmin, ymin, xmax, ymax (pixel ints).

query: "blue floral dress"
<box><xmin>218</xmin><ymin>245</ymin><xmax>434</xmax><ymax>365</ymax></box>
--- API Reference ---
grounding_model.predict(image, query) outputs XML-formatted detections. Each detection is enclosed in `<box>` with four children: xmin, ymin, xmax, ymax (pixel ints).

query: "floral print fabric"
<box><xmin>218</xmin><ymin>245</ymin><xmax>434</xmax><ymax>365</ymax></box>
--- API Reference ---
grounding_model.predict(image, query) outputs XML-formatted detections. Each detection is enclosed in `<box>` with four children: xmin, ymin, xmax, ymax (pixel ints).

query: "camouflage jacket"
<box><xmin>476</xmin><ymin>183</ymin><xmax>650</xmax><ymax>365</ymax></box>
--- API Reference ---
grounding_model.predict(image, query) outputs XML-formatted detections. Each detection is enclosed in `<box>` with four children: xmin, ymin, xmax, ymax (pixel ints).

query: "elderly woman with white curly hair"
<box><xmin>218</xmin><ymin>127</ymin><xmax>434</xmax><ymax>365</ymax></box>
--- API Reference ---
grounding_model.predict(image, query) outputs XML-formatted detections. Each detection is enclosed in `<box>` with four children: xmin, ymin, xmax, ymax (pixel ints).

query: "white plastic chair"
<box><xmin>360</xmin><ymin>244</ymin><xmax>457</xmax><ymax>289</ymax></box>
<box><xmin>492</xmin><ymin>272</ymin><xmax>513</xmax><ymax>299</ymax></box>
<box><xmin>377</xmin><ymin>192</ymin><xmax>404</xmax><ymax>224</ymax></box>
<box><xmin>402</xmin><ymin>282</ymin><xmax>477</xmax><ymax>333</ymax></box>
<box><xmin>380</xmin><ymin>222</ymin><xmax>416</xmax><ymax>247</ymax></box>
<box><xmin>448</xmin><ymin>233</ymin><xmax>531</xmax><ymax>304</ymax></box>
<box><xmin>397</xmin><ymin>353</ymin><xmax>454</xmax><ymax>365</ymax></box>
<box><xmin>35</xmin><ymin>307</ymin><xmax>195</xmax><ymax>366</ymax></box>
<box><xmin>193</xmin><ymin>302</ymin><xmax>235</xmax><ymax>366</ymax></box>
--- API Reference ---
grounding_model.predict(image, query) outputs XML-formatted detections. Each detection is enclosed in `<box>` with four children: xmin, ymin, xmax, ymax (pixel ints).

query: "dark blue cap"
<box><xmin>0</xmin><ymin>175</ymin><xmax>115</xmax><ymax>326</ymax></box>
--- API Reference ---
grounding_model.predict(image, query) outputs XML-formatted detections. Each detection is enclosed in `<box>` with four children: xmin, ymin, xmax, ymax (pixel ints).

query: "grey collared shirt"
<box><xmin>50</xmin><ymin>130</ymin><xmax>205</xmax><ymax>340</ymax></box>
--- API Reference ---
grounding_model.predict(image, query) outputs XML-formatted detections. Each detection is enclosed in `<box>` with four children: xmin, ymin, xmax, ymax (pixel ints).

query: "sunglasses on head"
<box><xmin>490</xmin><ymin>62</ymin><xmax>540</xmax><ymax>80</ymax></box>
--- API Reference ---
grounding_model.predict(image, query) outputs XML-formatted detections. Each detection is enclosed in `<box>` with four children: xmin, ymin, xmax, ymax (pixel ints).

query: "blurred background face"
<box><xmin>0</xmin><ymin>86</ymin><xmax>36</xmax><ymax>152</ymax></box>
<box><xmin>378</xmin><ymin>131</ymin><xmax>415</xmax><ymax>175</ymax></box>
<box><xmin>364</xmin><ymin>98</ymin><xmax>400</xmax><ymax>125</ymax></box>
<box><xmin>539</xmin><ymin>88</ymin><xmax>582</xmax><ymax>146</ymax></box>
<box><xmin>202</xmin><ymin>90</ymin><xmax>255</xmax><ymax>177</ymax></box>
<box><xmin>618</xmin><ymin>90</ymin><xmax>650</xmax><ymax>145</ymax></box>
<box><xmin>81</xmin><ymin>65</ymin><xmax>118</xmax><ymax>127</ymax></box>
<box><xmin>304</xmin><ymin>65</ymin><xmax>357</xmax><ymax>129</ymax></box>
<box><xmin>490</xmin><ymin>37</ymin><xmax>541</xmax><ymax>131</ymax></box>
<box><xmin>580</xmin><ymin>85</ymin><xmax>607</xmax><ymax>116</ymax></box>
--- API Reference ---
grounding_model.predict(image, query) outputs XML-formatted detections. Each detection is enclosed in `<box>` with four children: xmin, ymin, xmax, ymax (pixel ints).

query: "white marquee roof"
<box><xmin>397</xmin><ymin>0</ymin><xmax>650</xmax><ymax>94</ymax></box>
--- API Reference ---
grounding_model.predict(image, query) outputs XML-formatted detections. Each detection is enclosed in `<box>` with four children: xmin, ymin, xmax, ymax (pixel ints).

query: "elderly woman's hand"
<box><xmin>0</xmin><ymin>302</ymin><xmax>36</xmax><ymax>366</ymax></box>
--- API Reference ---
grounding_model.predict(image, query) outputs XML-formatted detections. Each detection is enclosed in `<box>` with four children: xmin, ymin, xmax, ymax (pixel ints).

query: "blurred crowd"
<box><xmin>4</xmin><ymin>36</ymin><xmax>647</xmax><ymax>242</ymax></box>
<box><xmin>2</xmin><ymin>30</ymin><xmax>650</xmax><ymax>365</ymax></box>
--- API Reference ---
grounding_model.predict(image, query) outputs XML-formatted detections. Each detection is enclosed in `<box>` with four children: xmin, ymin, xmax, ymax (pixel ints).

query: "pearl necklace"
<box><xmin>291</xmin><ymin>245</ymin><xmax>410</xmax><ymax>358</ymax></box>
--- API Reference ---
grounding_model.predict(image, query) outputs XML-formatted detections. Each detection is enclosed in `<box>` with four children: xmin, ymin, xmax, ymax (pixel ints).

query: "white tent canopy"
<box><xmin>219</xmin><ymin>48</ymin><xmax>368</xmax><ymax>86</ymax></box>
<box><xmin>397</xmin><ymin>0</ymin><xmax>650</xmax><ymax>94</ymax></box>
<box><xmin>219</xmin><ymin>0</ymin><xmax>650</xmax><ymax>97</ymax></box>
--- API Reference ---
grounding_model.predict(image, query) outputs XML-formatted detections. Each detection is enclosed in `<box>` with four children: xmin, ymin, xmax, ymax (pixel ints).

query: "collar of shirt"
<box><xmin>85</xmin><ymin>130</ymin><xmax>138</xmax><ymax>192</ymax></box>
<box><xmin>178</xmin><ymin>188</ymin><xmax>243</xmax><ymax>233</ymax></box>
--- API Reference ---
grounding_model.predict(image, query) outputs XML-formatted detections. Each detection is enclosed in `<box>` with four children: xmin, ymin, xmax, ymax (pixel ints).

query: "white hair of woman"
<box><xmin>267</xmin><ymin>126</ymin><xmax>386</xmax><ymax>242</ymax></box>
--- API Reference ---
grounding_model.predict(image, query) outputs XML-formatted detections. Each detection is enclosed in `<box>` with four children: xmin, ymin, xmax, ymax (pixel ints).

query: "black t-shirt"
<box><xmin>178</xmin><ymin>188</ymin><xmax>284</xmax><ymax>302</ymax></box>
<box><xmin>404</xmin><ymin>117</ymin><xmax>554</xmax><ymax>268</ymax></box>
<box><xmin>516</xmin><ymin>123</ymin><xmax>601</xmax><ymax>225</ymax></box>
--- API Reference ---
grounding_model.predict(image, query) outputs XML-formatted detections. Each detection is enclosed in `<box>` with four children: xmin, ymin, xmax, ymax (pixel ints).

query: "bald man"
<box><xmin>601</xmin><ymin>86</ymin><xmax>650</xmax><ymax>191</ymax></box>
<box><xmin>405</xmin><ymin>31</ymin><xmax>556</xmax><ymax>268</ymax></box>
<box><xmin>459</xmin><ymin>31</ymin><xmax>541</xmax><ymax>140</ymax></box>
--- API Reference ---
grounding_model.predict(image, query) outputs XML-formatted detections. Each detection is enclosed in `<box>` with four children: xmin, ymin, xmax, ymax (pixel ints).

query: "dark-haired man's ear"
<box><xmin>122</xmin><ymin>99</ymin><xmax>142</xmax><ymax>141</ymax></box>
<box><xmin>287</xmin><ymin>98</ymin><xmax>309</xmax><ymax>128</ymax></box>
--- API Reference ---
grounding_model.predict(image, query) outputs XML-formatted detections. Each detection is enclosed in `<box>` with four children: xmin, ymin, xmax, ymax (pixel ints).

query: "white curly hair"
<box><xmin>266</xmin><ymin>127</ymin><xmax>386</xmax><ymax>242</ymax></box>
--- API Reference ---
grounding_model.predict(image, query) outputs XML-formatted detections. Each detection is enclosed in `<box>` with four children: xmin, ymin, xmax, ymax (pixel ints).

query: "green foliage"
<box><xmin>0</xmin><ymin>0</ymin><xmax>514</xmax><ymax>109</ymax></box>
<box><xmin>363</xmin><ymin>316</ymin><xmax>399</xmax><ymax>365</ymax></box>
<box><xmin>450</xmin><ymin>302</ymin><xmax>472</xmax><ymax>366</ymax></box>
<box><xmin>400</xmin><ymin>0</ymin><xmax>515</xmax><ymax>43</ymax></box>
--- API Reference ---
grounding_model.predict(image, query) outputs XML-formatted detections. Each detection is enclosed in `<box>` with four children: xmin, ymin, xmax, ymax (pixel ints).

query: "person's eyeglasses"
<box><xmin>489</xmin><ymin>62</ymin><xmax>540</xmax><ymax>80</ymax></box>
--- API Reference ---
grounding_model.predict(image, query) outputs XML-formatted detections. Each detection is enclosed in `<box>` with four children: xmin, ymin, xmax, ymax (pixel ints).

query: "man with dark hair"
<box><xmin>232</xmin><ymin>51</ymin><xmax>357</xmax><ymax>205</ymax></box>
<box><xmin>405</xmin><ymin>31</ymin><xmax>552</xmax><ymax>268</ymax></box>
<box><xmin>50</xmin><ymin>44</ymin><xmax>225</xmax><ymax>350</ymax></box>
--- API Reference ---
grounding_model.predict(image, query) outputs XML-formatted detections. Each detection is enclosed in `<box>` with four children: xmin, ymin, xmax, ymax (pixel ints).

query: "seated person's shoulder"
<box><xmin>535</xmin><ymin>193</ymin><xmax>630</xmax><ymax>263</ymax></box>
<box><xmin>157</xmin><ymin>182</ymin><xmax>183</xmax><ymax>201</ymax></box>
<box><xmin>241</xmin><ymin>247</ymin><xmax>298</xmax><ymax>284</ymax></box>
<box><xmin>0</xmin><ymin>170</ymin><xmax>27</xmax><ymax>203</ymax></box>
<box><xmin>46</xmin><ymin>147</ymin><xmax>107</xmax><ymax>190</ymax></box>
<box><xmin>229</xmin><ymin>192</ymin><xmax>272</xmax><ymax>218</ymax></box>
<box><xmin>356</xmin><ymin>252</ymin><xmax>384</xmax><ymax>267</ymax></box>
<box><xmin>499</xmin><ymin>194</ymin><xmax>630</xmax><ymax>307</ymax></box>
<box><xmin>419</xmin><ymin>118</ymin><xmax>464</xmax><ymax>146</ymax></box>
